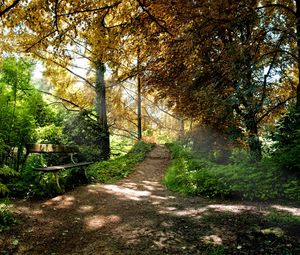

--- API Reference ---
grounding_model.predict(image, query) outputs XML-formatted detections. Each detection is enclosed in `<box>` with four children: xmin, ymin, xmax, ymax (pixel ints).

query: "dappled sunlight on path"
<box><xmin>1</xmin><ymin>145</ymin><xmax>300</xmax><ymax>254</ymax></box>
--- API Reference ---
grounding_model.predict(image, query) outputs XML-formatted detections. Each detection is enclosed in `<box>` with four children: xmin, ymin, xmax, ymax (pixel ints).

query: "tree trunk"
<box><xmin>178</xmin><ymin>117</ymin><xmax>185</xmax><ymax>141</ymax></box>
<box><xmin>244</xmin><ymin>112</ymin><xmax>262</xmax><ymax>162</ymax></box>
<box><xmin>95</xmin><ymin>61</ymin><xmax>110</xmax><ymax>160</ymax></box>
<box><xmin>296</xmin><ymin>0</ymin><xmax>300</xmax><ymax>112</ymax></box>
<box><xmin>137</xmin><ymin>48</ymin><xmax>142</xmax><ymax>140</ymax></box>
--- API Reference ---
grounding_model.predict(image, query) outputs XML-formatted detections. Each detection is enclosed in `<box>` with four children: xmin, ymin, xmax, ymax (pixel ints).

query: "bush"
<box><xmin>8</xmin><ymin>154</ymin><xmax>59</xmax><ymax>198</ymax></box>
<box><xmin>272</xmin><ymin>142</ymin><xmax>300</xmax><ymax>176</ymax></box>
<box><xmin>86</xmin><ymin>141</ymin><xmax>154</xmax><ymax>183</ymax></box>
<box><xmin>0</xmin><ymin>200</ymin><xmax>15</xmax><ymax>232</ymax></box>
<box><xmin>9</xmin><ymin>154</ymin><xmax>88</xmax><ymax>199</ymax></box>
<box><xmin>0</xmin><ymin>166</ymin><xmax>19</xmax><ymax>196</ymax></box>
<box><xmin>271</xmin><ymin>107</ymin><xmax>300</xmax><ymax>176</ymax></box>
<box><xmin>164</xmin><ymin>143</ymin><xmax>300</xmax><ymax>201</ymax></box>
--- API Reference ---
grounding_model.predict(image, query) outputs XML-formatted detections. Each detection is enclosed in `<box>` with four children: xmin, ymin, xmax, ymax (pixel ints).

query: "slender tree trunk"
<box><xmin>95</xmin><ymin>61</ymin><xmax>110</xmax><ymax>160</ymax></box>
<box><xmin>296</xmin><ymin>0</ymin><xmax>300</xmax><ymax>112</ymax></box>
<box><xmin>189</xmin><ymin>118</ymin><xmax>193</xmax><ymax>131</ymax></box>
<box><xmin>178</xmin><ymin>116</ymin><xmax>184</xmax><ymax>141</ymax></box>
<box><xmin>244</xmin><ymin>112</ymin><xmax>262</xmax><ymax>162</ymax></box>
<box><xmin>137</xmin><ymin>48</ymin><xmax>142</xmax><ymax>140</ymax></box>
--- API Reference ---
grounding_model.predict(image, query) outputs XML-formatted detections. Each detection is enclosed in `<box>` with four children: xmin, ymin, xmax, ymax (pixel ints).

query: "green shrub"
<box><xmin>0</xmin><ymin>165</ymin><xmax>19</xmax><ymax>196</ymax></box>
<box><xmin>266</xmin><ymin>210</ymin><xmax>300</xmax><ymax>225</ymax></box>
<box><xmin>0</xmin><ymin>200</ymin><xmax>15</xmax><ymax>232</ymax></box>
<box><xmin>166</xmin><ymin>143</ymin><xmax>191</xmax><ymax>159</ymax></box>
<box><xmin>164</xmin><ymin>142</ymin><xmax>300</xmax><ymax>201</ymax></box>
<box><xmin>273</xmin><ymin>143</ymin><xmax>300</xmax><ymax>175</ymax></box>
<box><xmin>77</xmin><ymin>145</ymin><xmax>101</xmax><ymax>162</ymax></box>
<box><xmin>229</xmin><ymin>149</ymin><xmax>252</xmax><ymax>165</ymax></box>
<box><xmin>86</xmin><ymin>141</ymin><xmax>154</xmax><ymax>183</ymax></box>
<box><xmin>193</xmin><ymin>169</ymin><xmax>231</xmax><ymax>198</ymax></box>
<box><xmin>10</xmin><ymin>154</ymin><xmax>88</xmax><ymax>199</ymax></box>
<box><xmin>270</xmin><ymin>107</ymin><xmax>300</xmax><ymax>176</ymax></box>
<box><xmin>164</xmin><ymin>158</ymin><xmax>194</xmax><ymax>193</ymax></box>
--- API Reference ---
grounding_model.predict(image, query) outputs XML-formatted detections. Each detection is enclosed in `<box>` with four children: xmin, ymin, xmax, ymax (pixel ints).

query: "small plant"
<box><xmin>266</xmin><ymin>210</ymin><xmax>300</xmax><ymax>226</ymax></box>
<box><xmin>207</xmin><ymin>246</ymin><xmax>225</xmax><ymax>255</ymax></box>
<box><xmin>0</xmin><ymin>199</ymin><xmax>15</xmax><ymax>232</ymax></box>
<box><xmin>0</xmin><ymin>165</ymin><xmax>19</xmax><ymax>196</ymax></box>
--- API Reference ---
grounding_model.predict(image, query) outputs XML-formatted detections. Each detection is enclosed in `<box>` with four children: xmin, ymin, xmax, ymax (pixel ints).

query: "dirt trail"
<box><xmin>1</xmin><ymin>145</ymin><xmax>300</xmax><ymax>254</ymax></box>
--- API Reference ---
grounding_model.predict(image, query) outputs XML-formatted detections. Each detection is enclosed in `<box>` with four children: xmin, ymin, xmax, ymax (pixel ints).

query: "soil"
<box><xmin>1</xmin><ymin>145</ymin><xmax>300</xmax><ymax>254</ymax></box>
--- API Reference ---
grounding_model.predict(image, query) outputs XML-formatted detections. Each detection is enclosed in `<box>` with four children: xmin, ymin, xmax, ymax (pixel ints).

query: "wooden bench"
<box><xmin>26</xmin><ymin>144</ymin><xmax>93</xmax><ymax>191</ymax></box>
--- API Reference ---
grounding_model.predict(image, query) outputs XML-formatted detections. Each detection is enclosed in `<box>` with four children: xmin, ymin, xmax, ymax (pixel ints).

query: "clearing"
<box><xmin>1</xmin><ymin>145</ymin><xmax>300</xmax><ymax>254</ymax></box>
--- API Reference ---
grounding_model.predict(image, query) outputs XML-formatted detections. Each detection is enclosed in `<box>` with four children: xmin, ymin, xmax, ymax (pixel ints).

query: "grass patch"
<box><xmin>266</xmin><ymin>210</ymin><xmax>300</xmax><ymax>226</ymax></box>
<box><xmin>207</xmin><ymin>246</ymin><xmax>225</xmax><ymax>255</ymax></box>
<box><xmin>164</xmin><ymin>143</ymin><xmax>300</xmax><ymax>201</ymax></box>
<box><xmin>86</xmin><ymin>141</ymin><xmax>154</xmax><ymax>183</ymax></box>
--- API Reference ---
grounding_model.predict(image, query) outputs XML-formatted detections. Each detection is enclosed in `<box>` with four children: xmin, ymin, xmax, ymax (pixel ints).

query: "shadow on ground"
<box><xmin>1</xmin><ymin>145</ymin><xmax>300</xmax><ymax>255</ymax></box>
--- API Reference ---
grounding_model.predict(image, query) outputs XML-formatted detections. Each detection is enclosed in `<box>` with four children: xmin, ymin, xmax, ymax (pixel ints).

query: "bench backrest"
<box><xmin>26</xmin><ymin>144</ymin><xmax>80</xmax><ymax>154</ymax></box>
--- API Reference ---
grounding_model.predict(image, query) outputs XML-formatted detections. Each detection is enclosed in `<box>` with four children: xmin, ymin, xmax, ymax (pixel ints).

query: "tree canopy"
<box><xmin>1</xmin><ymin>0</ymin><xmax>300</xmax><ymax>161</ymax></box>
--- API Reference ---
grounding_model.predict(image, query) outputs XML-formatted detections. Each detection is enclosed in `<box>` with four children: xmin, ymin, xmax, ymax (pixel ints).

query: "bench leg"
<box><xmin>81</xmin><ymin>166</ymin><xmax>88</xmax><ymax>183</ymax></box>
<box><xmin>54</xmin><ymin>173</ymin><xmax>62</xmax><ymax>192</ymax></box>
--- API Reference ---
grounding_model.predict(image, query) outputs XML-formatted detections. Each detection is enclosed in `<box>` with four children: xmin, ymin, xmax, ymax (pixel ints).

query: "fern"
<box><xmin>0</xmin><ymin>165</ymin><xmax>18</xmax><ymax>177</ymax></box>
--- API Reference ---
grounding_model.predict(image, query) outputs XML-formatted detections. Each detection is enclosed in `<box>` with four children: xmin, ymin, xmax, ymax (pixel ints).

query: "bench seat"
<box><xmin>26</xmin><ymin>143</ymin><xmax>94</xmax><ymax>191</ymax></box>
<box><xmin>34</xmin><ymin>162</ymin><xmax>93</xmax><ymax>172</ymax></box>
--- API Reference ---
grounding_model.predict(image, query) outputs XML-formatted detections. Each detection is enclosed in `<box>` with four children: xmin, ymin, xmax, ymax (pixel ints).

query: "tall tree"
<box><xmin>138</xmin><ymin>0</ymin><xmax>297</xmax><ymax>160</ymax></box>
<box><xmin>137</xmin><ymin>48</ymin><xmax>142</xmax><ymax>140</ymax></box>
<box><xmin>95</xmin><ymin>61</ymin><xmax>110</xmax><ymax>160</ymax></box>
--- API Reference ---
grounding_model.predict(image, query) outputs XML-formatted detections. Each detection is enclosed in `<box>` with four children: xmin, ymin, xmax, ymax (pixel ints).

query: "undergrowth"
<box><xmin>7</xmin><ymin>141</ymin><xmax>153</xmax><ymax>199</ymax></box>
<box><xmin>86</xmin><ymin>141</ymin><xmax>154</xmax><ymax>183</ymax></box>
<box><xmin>164</xmin><ymin>143</ymin><xmax>300</xmax><ymax>201</ymax></box>
<box><xmin>0</xmin><ymin>200</ymin><xmax>15</xmax><ymax>232</ymax></box>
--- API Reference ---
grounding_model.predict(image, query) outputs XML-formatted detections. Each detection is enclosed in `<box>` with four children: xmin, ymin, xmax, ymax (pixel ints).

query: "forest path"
<box><xmin>1</xmin><ymin>145</ymin><xmax>300</xmax><ymax>254</ymax></box>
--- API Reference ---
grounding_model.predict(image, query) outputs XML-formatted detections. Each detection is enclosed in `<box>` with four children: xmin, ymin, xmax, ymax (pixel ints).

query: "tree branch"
<box><xmin>259</xmin><ymin>37</ymin><xmax>283</xmax><ymax>110</ymax></box>
<box><xmin>258</xmin><ymin>48</ymin><xmax>298</xmax><ymax>62</ymax></box>
<box><xmin>136</xmin><ymin>0</ymin><xmax>173</xmax><ymax>36</ymax></box>
<box><xmin>33</xmin><ymin>52</ymin><xmax>95</xmax><ymax>89</ymax></box>
<box><xmin>37</xmin><ymin>89</ymin><xmax>83</xmax><ymax>110</ymax></box>
<box><xmin>111</xmin><ymin>127</ymin><xmax>138</xmax><ymax>139</ymax></box>
<box><xmin>0</xmin><ymin>0</ymin><xmax>20</xmax><ymax>17</ymax></box>
<box><xmin>256</xmin><ymin>4</ymin><xmax>296</xmax><ymax>16</ymax></box>
<box><xmin>256</xmin><ymin>96</ymin><xmax>296</xmax><ymax>124</ymax></box>
<box><xmin>119</xmin><ymin>82</ymin><xmax>180</xmax><ymax>120</ymax></box>
<box><xmin>24</xmin><ymin>30</ymin><xmax>57</xmax><ymax>52</ymax></box>
<box><xmin>47</xmin><ymin>101</ymin><xmax>80</xmax><ymax>112</ymax></box>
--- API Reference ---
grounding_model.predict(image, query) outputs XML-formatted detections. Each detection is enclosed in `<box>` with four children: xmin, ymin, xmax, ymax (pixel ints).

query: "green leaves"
<box><xmin>0</xmin><ymin>200</ymin><xmax>15</xmax><ymax>232</ymax></box>
<box><xmin>164</xmin><ymin>143</ymin><xmax>300</xmax><ymax>201</ymax></box>
<box><xmin>86</xmin><ymin>141</ymin><xmax>153</xmax><ymax>183</ymax></box>
<box><xmin>0</xmin><ymin>165</ymin><xmax>19</xmax><ymax>196</ymax></box>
